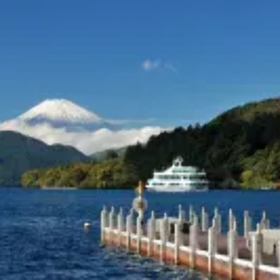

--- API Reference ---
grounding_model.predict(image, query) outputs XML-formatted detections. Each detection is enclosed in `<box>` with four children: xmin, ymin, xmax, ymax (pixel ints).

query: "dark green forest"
<box><xmin>21</xmin><ymin>98</ymin><xmax>280</xmax><ymax>189</ymax></box>
<box><xmin>124</xmin><ymin>98</ymin><xmax>280</xmax><ymax>189</ymax></box>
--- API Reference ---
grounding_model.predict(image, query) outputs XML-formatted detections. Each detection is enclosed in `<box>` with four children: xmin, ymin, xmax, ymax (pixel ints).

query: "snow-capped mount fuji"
<box><xmin>0</xmin><ymin>98</ymin><xmax>165</xmax><ymax>155</ymax></box>
<box><xmin>20</xmin><ymin>99</ymin><xmax>102</xmax><ymax>123</ymax></box>
<box><xmin>16</xmin><ymin>99</ymin><xmax>118</xmax><ymax>131</ymax></box>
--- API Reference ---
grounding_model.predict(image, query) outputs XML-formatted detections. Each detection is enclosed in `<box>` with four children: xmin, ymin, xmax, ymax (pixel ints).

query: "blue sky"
<box><xmin>1</xmin><ymin>0</ymin><xmax>280</xmax><ymax>126</ymax></box>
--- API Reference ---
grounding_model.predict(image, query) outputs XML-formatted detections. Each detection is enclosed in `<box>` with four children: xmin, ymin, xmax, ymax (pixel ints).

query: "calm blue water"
<box><xmin>1</xmin><ymin>189</ymin><xmax>280</xmax><ymax>280</ymax></box>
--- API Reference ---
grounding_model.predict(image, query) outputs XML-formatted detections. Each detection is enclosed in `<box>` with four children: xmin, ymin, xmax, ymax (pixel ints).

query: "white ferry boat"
<box><xmin>145</xmin><ymin>156</ymin><xmax>209</xmax><ymax>192</ymax></box>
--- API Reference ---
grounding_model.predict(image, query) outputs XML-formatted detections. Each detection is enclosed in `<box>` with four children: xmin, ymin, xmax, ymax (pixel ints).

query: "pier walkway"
<box><xmin>99</xmin><ymin>183</ymin><xmax>280</xmax><ymax>279</ymax></box>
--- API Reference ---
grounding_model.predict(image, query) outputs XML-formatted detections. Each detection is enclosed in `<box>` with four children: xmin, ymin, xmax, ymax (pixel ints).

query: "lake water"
<box><xmin>1</xmin><ymin>188</ymin><xmax>280</xmax><ymax>280</ymax></box>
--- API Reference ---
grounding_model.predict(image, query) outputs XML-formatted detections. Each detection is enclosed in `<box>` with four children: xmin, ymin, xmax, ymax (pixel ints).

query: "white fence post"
<box><xmin>109</xmin><ymin>206</ymin><xmax>115</xmax><ymax>242</ymax></box>
<box><xmin>178</xmin><ymin>204</ymin><xmax>185</xmax><ymax>233</ymax></box>
<box><xmin>174</xmin><ymin>222</ymin><xmax>182</xmax><ymax>265</ymax></box>
<box><xmin>227</xmin><ymin>226</ymin><xmax>238</xmax><ymax>278</ymax></box>
<box><xmin>147</xmin><ymin>211</ymin><xmax>156</xmax><ymax>257</ymax></box>
<box><xmin>260</xmin><ymin>211</ymin><xmax>270</xmax><ymax>230</ymax></box>
<box><xmin>208</xmin><ymin>226</ymin><xmax>217</xmax><ymax>276</ymax></box>
<box><xmin>178</xmin><ymin>204</ymin><xmax>186</xmax><ymax>222</ymax></box>
<box><xmin>244</xmin><ymin>210</ymin><xmax>251</xmax><ymax>240</ymax></box>
<box><xmin>228</xmin><ymin>208</ymin><xmax>234</xmax><ymax>231</ymax></box>
<box><xmin>109</xmin><ymin>206</ymin><xmax>115</xmax><ymax>229</ymax></box>
<box><xmin>100</xmin><ymin>206</ymin><xmax>107</xmax><ymax>244</ymax></box>
<box><xmin>126</xmin><ymin>212</ymin><xmax>132</xmax><ymax>251</ymax></box>
<box><xmin>214</xmin><ymin>207</ymin><xmax>221</xmax><ymax>233</ymax></box>
<box><xmin>277</xmin><ymin>240</ymin><xmax>280</xmax><ymax>280</ymax></box>
<box><xmin>201</xmin><ymin>206</ymin><xmax>208</xmax><ymax>232</ymax></box>
<box><xmin>189</xmin><ymin>205</ymin><xmax>194</xmax><ymax>224</ymax></box>
<box><xmin>117</xmin><ymin>207</ymin><xmax>124</xmax><ymax>246</ymax></box>
<box><xmin>251</xmin><ymin>223</ymin><xmax>263</xmax><ymax>280</ymax></box>
<box><xmin>251</xmin><ymin>234</ymin><xmax>258</xmax><ymax>280</ymax></box>
<box><xmin>160</xmin><ymin>213</ymin><xmax>168</xmax><ymax>263</ymax></box>
<box><xmin>136</xmin><ymin>215</ymin><xmax>142</xmax><ymax>253</ymax></box>
<box><xmin>190</xmin><ymin>215</ymin><xmax>199</xmax><ymax>269</ymax></box>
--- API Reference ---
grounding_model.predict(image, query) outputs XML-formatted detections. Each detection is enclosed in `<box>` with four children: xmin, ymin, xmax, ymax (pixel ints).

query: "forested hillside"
<box><xmin>22</xmin><ymin>98</ymin><xmax>280</xmax><ymax>189</ymax></box>
<box><xmin>124</xmin><ymin>98</ymin><xmax>280</xmax><ymax>189</ymax></box>
<box><xmin>21</xmin><ymin>159</ymin><xmax>137</xmax><ymax>188</ymax></box>
<box><xmin>0</xmin><ymin>131</ymin><xmax>89</xmax><ymax>186</ymax></box>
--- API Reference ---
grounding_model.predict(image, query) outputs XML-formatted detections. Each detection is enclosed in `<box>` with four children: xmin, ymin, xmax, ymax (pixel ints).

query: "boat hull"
<box><xmin>145</xmin><ymin>184</ymin><xmax>208</xmax><ymax>192</ymax></box>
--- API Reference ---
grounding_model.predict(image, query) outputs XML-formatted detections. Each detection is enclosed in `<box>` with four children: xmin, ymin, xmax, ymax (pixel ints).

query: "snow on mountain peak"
<box><xmin>0</xmin><ymin>98</ymin><xmax>167</xmax><ymax>154</ymax></box>
<box><xmin>19</xmin><ymin>99</ymin><xmax>102</xmax><ymax>123</ymax></box>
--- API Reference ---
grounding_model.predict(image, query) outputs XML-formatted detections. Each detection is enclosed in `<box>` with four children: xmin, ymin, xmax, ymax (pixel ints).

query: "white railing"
<box><xmin>100</xmin><ymin>205</ymin><xmax>280</xmax><ymax>279</ymax></box>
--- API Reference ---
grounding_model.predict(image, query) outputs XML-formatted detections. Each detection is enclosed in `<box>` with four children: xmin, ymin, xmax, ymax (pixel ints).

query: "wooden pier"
<box><xmin>99</xmin><ymin>183</ymin><xmax>280</xmax><ymax>279</ymax></box>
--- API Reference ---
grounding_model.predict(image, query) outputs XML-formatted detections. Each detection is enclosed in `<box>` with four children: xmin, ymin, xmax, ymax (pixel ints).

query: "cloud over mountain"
<box><xmin>0</xmin><ymin>99</ymin><xmax>168</xmax><ymax>155</ymax></box>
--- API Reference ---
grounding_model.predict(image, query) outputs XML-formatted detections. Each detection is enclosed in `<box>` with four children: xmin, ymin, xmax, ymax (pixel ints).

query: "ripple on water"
<box><xmin>5</xmin><ymin>189</ymin><xmax>279</xmax><ymax>279</ymax></box>
<box><xmin>0</xmin><ymin>214</ymin><xmax>205</xmax><ymax>280</ymax></box>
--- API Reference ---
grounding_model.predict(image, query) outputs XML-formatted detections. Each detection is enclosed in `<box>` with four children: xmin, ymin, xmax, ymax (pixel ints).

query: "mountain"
<box><xmin>0</xmin><ymin>130</ymin><xmax>89</xmax><ymax>186</ymax></box>
<box><xmin>0</xmin><ymin>99</ymin><xmax>165</xmax><ymax>154</ymax></box>
<box><xmin>123</xmin><ymin>97</ymin><xmax>280</xmax><ymax>189</ymax></box>
<box><xmin>12</xmin><ymin>99</ymin><xmax>118</xmax><ymax>132</ymax></box>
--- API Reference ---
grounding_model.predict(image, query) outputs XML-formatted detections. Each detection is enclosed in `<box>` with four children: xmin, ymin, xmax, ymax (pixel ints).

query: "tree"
<box><xmin>105</xmin><ymin>150</ymin><xmax>119</xmax><ymax>160</ymax></box>
<box><xmin>240</xmin><ymin>170</ymin><xmax>254</xmax><ymax>188</ymax></box>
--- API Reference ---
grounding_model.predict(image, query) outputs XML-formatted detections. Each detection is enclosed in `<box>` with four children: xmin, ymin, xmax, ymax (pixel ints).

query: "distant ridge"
<box><xmin>0</xmin><ymin>130</ymin><xmax>89</xmax><ymax>186</ymax></box>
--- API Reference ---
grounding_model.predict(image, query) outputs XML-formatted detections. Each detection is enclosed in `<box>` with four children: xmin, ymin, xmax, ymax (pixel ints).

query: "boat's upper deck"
<box><xmin>153</xmin><ymin>156</ymin><xmax>206</xmax><ymax>177</ymax></box>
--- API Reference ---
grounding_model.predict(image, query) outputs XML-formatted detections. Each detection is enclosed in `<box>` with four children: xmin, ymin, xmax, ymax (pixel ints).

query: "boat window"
<box><xmin>152</xmin><ymin>182</ymin><xmax>164</xmax><ymax>186</ymax></box>
<box><xmin>189</xmin><ymin>174</ymin><xmax>206</xmax><ymax>180</ymax></box>
<box><xmin>157</xmin><ymin>175</ymin><xmax>181</xmax><ymax>180</ymax></box>
<box><xmin>172</xmin><ymin>168</ymin><xmax>186</xmax><ymax>173</ymax></box>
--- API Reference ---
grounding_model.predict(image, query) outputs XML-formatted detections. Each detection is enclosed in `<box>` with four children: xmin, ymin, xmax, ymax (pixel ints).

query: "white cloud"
<box><xmin>141</xmin><ymin>59</ymin><xmax>178</xmax><ymax>74</ymax></box>
<box><xmin>0</xmin><ymin>119</ymin><xmax>170</xmax><ymax>155</ymax></box>
<box><xmin>105</xmin><ymin>118</ymin><xmax>156</xmax><ymax>125</ymax></box>
<box><xmin>142</xmin><ymin>59</ymin><xmax>162</xmax><ymax>71</ymax></box>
